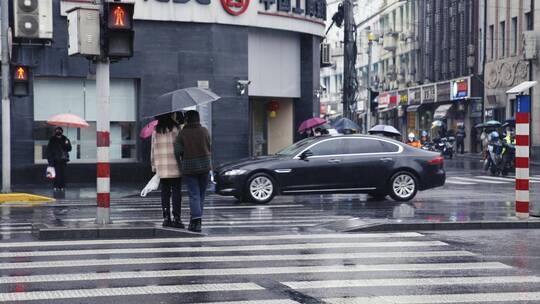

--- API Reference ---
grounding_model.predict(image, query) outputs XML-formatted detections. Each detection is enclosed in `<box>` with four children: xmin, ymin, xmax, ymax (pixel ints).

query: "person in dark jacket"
<box><xmin>175</xmin><ymin>110</ymin><xmax>211</xmax><ymax>233</ymax></box>
<box><xmin>456</xmin><ymin>125</ymin><xmax>466</xmax><ymax>154</ymax></box>
<box><xmin>47</xmin><ymin>127</ymin><xmax>72</xmax><ymax>191</ymax></box>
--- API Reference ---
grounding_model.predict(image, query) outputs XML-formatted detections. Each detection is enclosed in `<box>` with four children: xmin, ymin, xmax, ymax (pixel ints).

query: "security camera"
<box><xmin>237</xmin><ymin>80</ymin><xmax>251</xmax><ymax>85</ymax></box>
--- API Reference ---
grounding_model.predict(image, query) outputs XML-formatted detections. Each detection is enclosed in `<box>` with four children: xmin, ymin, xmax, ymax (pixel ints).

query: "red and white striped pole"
<box><xmin>96</xmin><ymin>59</ymin><xmax>111</xmax><ymax>225</ymax></box>
<box><xmin>515</xmin><ymin>94</ymin><xmax>530</xmax><ymax>219</ymax></box>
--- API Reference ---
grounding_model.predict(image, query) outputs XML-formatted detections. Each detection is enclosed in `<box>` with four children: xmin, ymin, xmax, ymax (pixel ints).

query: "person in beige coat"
<box><xmin>151</xmin><ymin>112</ymin><xmax>184</xmax><ymax>228</ymax></box>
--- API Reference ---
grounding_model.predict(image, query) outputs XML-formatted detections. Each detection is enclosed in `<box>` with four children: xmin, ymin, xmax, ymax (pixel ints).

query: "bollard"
<box><xmin>515</xmin><ymin>94</ymin><xmax>530</xmax><ymax>219</ymax></box>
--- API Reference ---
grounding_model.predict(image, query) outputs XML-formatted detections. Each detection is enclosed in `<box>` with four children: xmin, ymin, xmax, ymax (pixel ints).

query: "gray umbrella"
<box><xmin>368</xmin><ymin>124</ymin><xmax>402</xmax><ymax>136</ymax></box>
<box><xmin>148</xmin><ymin>87</ymin><xmax>221</xmax><ymax>118</ymax></box>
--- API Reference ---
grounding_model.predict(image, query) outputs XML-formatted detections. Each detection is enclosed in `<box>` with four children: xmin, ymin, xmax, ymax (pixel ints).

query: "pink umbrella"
<box><xmin>140</xmin><ymin>120</ymin><xmax>158</xmax><ymax>139</ymax></box>
<box><xmin>47</xmin><ymin>113</ymin><xmax>90</xmax><ymax>128</ymax></box>
<box><xmin>298</xmin><ymin>117</ymin><xmax>327</xmax><ymax>134</ymax></box>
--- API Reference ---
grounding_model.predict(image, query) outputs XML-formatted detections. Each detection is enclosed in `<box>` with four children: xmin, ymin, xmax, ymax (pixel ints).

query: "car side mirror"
<box><xmin>300</xmin><ymin>150</ymin><xmax>313</xmax><ymax>160</ymax></box>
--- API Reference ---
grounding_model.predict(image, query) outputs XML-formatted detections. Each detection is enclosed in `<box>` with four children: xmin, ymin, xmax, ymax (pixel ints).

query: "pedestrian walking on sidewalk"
<box><xmin>456</xmin><ymin>125</ymin><xmax>466</xmax><ymax>154</ymax></box>
<box><xmin>47</xmin><ymin>127</ymin><xmax>72</xmax><ymax>191</ymax></box>
<box><xmin>151</xmin><ymin>112</ymin><xmax>184</xmax><ymax>229</ymax></box>
<box><xmin>175</xmin><ymin>110</ymin><xmax>212</xmax><ymax>233</ymax></box>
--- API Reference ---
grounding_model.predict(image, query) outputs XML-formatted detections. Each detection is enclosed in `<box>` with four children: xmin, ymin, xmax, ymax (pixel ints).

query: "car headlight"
<box><xmin>224</xmin><ymin>169</ymin><xmax>247</xmax><ymax>176</ymax></box>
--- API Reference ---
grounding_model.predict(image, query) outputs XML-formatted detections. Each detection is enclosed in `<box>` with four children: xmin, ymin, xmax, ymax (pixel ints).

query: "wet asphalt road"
<box><xmin>1</xmin><ymin>156</ymin><xmax>540</xmax><ymax>303</ymax></box>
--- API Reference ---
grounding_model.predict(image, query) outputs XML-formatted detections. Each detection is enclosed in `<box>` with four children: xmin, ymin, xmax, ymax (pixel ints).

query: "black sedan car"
<box><xmin>215</xmin><ymin>135</ymin><xmax>445</xmax><ymax>204</ymax></box>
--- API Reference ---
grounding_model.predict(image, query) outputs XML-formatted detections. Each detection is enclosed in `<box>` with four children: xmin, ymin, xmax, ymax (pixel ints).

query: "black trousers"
<box><xmin>161</xmin><ymin>177</ymin><xmax>182</xmax><ymax>219</ymax></box>
<box><xmin>53</xmin><ymin>161</ymin><xmax>67</xmax><ymax>189</ymax></box>
<box><xmin>456</xmin><ymin>139</ymin><xmax>465</xmax><ymax>154</ymax></box>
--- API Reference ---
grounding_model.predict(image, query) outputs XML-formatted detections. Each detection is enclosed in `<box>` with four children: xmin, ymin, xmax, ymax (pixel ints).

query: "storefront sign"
<box><xmin>451</xmin><ymin>77</ymin><xmax>469</xmax><ymax>100</ymax></box>
<box><xmin>61</xmin><ymin>0</ymin><xmax>326</xmax><ymax>37</ymax></box>
<box><xmin>409</xmin><ymin>87</ymin><xmax>421</xmax><ymax>105</ymax></box>
<box><xmin>398</xmin><ymin>90</ymin><xmax>408</xmax><ymax>105</ymax></box>
<box><xmin>436</xmin><ymin>82</ymin><xmax>451</xmax><ymax>102</ymax></box>
<box><xmin>421</xmin><ymin>85</ymin><xmax>436</xmax><ymax>103</ymax></box>
<box><xmin>378</xmin><ymin>92</ymin><xmax>390</xmax><ymax>110</ymax></box>
<box><xmin>389</xmin><ymin>91</ymin><xmax>398</xmax><ymax>108</ymax></box>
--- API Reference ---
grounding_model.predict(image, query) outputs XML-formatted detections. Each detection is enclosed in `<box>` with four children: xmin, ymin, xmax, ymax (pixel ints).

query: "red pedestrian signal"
<box><xmin>14</xmin><ymin>66</ymin><xmax>28</xmax><ymax>81</ymax></box>
<box><xmin>11</xmin><ymin>65</ymin><xmax>31</xmax><ymax>96</ymax></box>
<box><xmin>107</xmin><ymin>3</ymin><xmax>134</xmax><ymax>30</ymax></box>
<box><xmin>105</xmin><ymin>2</ymin><xmax>135</xmax><ymax>59</ymax></box>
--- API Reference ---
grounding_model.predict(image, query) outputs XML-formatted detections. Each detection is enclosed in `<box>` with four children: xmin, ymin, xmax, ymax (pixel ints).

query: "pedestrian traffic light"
<box><xmin>369</xmin><ymin>89</ymin><xmax>379</xmax><ymax>112</ymax></box>
<box><xmin>104</xmin><ymin>2</ymin><xmax>135</xmax><ymax>59</ymax></box>
<box><xmin>12</xmin><ymin>65</ymin><xmax>31</xmax><ymax>97</ymax></box>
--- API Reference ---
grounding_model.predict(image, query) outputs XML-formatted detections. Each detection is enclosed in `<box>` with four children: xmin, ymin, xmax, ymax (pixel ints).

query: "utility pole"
<box><xmin>95</xmin><ymin>0</ymin><xmax>111</xmax><ymax>225</ymax></box>
<box><xmin>1</xmin><ymin>0</ymin><xmax>11</xmax><ymax>193</ymax></box>
<box><xmin>342</xmin><ymin>0</ymin><xmax>355</xmax><ymax>119</ymax></box>
<box><xmin>366</xmin><ymin>35</ymin><xmax>373</xmax><ymax>132</ymax></box>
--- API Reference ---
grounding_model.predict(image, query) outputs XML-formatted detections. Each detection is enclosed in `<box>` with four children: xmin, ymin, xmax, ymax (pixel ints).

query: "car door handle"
<box><xmin>328</xmin><ymin>159</ymin><xmax>341</xmax><ymax>163</ymax></box>
<box><xmin>380</xmin><ymin>157</ymin><xmax>393</xmax><ymax>162</ymax></box>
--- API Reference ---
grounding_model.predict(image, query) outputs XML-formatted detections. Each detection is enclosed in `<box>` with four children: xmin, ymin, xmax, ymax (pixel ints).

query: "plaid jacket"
<box><xmin>151</xmin><ymin>128</ymin><xmax>181</xmax><ymax>178</ymax></box>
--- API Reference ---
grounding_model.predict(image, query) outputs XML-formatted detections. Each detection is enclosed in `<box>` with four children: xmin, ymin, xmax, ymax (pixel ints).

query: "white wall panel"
<box><xmin>248</xmin><ymin>29</ymin><xmax>301</xmax><ymax>98</ymax></box>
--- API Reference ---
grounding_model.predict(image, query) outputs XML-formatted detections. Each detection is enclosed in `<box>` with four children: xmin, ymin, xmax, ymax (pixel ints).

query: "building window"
<box><xmin>511</xmin><ymin>17</ymin><xmax>518</xmax><ymax>55</ymax></box>
<box><xmin>525</xmin><ymin>12</ymin><xmax>533</xmax><ymax>30</ymax></box>
<box><xmin>499</xmin><ymin>21</ymin><xmax>506</xmax><ymax>58</ymax></box>
<box><xmin>33</xmin><ymin>78</ymin><xmax>137</xmax><ymax>164</ymax></box>
<box><xmin>489</xmin><ymin>25</ymin><xmax>494</xmax><ymax>60</ymax></box>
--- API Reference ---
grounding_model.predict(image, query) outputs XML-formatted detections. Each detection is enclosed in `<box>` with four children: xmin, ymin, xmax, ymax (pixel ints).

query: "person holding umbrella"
<box><xmin>151</xmin><ymin>112</ymin><xmax>185</xmax><ymax>228</ymax></box>
<box><xmin>175</xmin><ymin>110</ymin><xmax>212</xmax><ymax>233</ymax></box>
<box><xmin>47</xmin><ymin>127</ymin><xmax>72</xmax><ymax>192</ymax></box>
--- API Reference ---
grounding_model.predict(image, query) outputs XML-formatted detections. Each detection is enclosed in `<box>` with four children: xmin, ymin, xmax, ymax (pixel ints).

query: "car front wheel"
<box><xmin>389</xmin><ymin>171</ymin><xmax>418</xmax><ymax>201</ymax></box>
<box><xmin>245</xmin><ymin>173</ymin><xmax>276</xmax><ymax>204</ymax></box>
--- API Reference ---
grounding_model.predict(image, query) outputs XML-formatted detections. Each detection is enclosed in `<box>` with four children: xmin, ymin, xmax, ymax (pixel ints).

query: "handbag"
<box><xmin>140</xmin><ymin>174</ymin><xmax>160</xmax><ymax>197</ymax></box>
<box><xmin>46</xmin><ymin>166</ymin><xmax>56</xmax><ymax>179</ymax></box>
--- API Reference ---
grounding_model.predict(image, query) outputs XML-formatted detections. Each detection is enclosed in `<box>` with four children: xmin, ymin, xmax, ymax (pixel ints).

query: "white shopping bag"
<box><xmin>140</xmin><ymin>174</ymin><xmax>160</xmax><ymax>197</ymax></box>
<box><xmin>46</xmin><ymin>166</ymin><xmax>56</xmax><ymax>179</ymax></box>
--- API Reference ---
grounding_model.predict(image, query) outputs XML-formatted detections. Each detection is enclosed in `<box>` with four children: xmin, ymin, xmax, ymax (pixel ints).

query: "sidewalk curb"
<box><xmin>32</xmin><ymin>223</ymin><xmax>205</xmax><ymax>240</ymax></box>
<box><xmin>340</xmin><ymin>220</ymin><xmax>540</xmax><ymax>232</ymax></box>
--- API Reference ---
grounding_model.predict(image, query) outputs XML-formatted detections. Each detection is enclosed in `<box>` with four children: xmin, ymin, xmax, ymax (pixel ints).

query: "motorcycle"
<box><xmin>433</xmin><ymin>137</ymin><xmax>455</xmax><ymax>159</ymax></box>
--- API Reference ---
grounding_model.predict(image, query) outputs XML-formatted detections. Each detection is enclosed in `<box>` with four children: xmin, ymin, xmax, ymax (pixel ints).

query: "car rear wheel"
<box><xmin>389</xmin><ymin>171</ymin><xmax>418</xmax><ymax>201</ymax></box>
<box><xmin>245</xmin><ymin>173</ymin><xmax>276</xmax><ymax>204</ymax></box>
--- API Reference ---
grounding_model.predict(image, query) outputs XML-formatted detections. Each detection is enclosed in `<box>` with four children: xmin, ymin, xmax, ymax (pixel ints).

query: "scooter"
<box><xmin>484</xmin><ymin>141</ymin><xmax>504</xmax><ymax>176</ymax></box>
<box><xmin>433</xmin><ymin>137</ymin><xmax>455</xmax><ymax>159</ymax></box>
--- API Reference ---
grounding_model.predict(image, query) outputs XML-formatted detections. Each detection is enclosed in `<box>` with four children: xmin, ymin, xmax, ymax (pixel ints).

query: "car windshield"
<box><xmin>276</xmin><ymin>138</ymin><xmax>317</xmax><ymax>156</ymax></box>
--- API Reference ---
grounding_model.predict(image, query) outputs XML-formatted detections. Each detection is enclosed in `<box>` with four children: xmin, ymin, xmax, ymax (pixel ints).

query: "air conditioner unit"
<box><xmin>523</xmin><ymin>31</ymin><xmax>537</xmax><ymax>60</ymax></box>
<box><xmin>320</xmin><ymin>43</ymin><xmax>332</xmax><ymax>67</ymax></box>
<box><xmin>14</xmin><ymin>0</ymin><xmax>53</xmax><ymax>39</ymax></box>
<box><xmin>467</xmin><ymin>56</ymin><xmax>475</xmax><ymax>68</ymax></box>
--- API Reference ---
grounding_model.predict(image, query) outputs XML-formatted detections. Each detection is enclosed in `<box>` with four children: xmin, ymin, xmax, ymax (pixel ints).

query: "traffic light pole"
<box><xmin>95</xmin><ymin>58</ymin><xmax>111</xmax><ymax>225</ymax></box>
<box><xmin>342</xmin><ymin>0</ymin><xmax>354</xmax><ymax>120</ymax></box>
<box><xmin>366</xmin><ymin>39</ymin><xmax>372</xmax><ymax>133</ymax></box>
<box><xmin>1</xmin><ymin>0</ymin><xmax>11</xmax><ymax>193</ymax></box>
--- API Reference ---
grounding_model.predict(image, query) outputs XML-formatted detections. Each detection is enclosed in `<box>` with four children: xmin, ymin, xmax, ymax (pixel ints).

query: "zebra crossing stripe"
<box><xmin>115</xmin><ymin>204</ymin><xmax>304</xmax><ymax>211</ymax></box>
<box><xmin>0</xmin><ymin>232</ymin><xmax>425</xmax><ymax>248</ymax></box>
<box><xmin>324</xmin><ymin>291</ymin><xmax>540</xmax><ymax>304</ymax></box>
<box><xmin>196</xmin><ymin>301</ymin><xmax>298</xmax><ymax>304</ymax></box>
<box><xmin>0</xmin><ymin>245</ymin><xmax>470</xmax><ymax>258</ymax></box>
<box><xmin>0</xmin><ymin>283</ymin><xmax>263</xmax><ymax>302</ymax></box>
<box><xmin>284</xmin><ymin>275</ymin><xmax>540</xmax><ymax>289</ymax></box>
<box><xmin>0</xmin><ymin>240</ymin><xmax>447</xmax><ymax>258</ymax></box>
<box><xmin>474</xmin><ymin>176</ymin><xmax>515</xmax><ymax>182</ymax></box>
<box><xmin>450</xmin><ymin>177</ymin><xmax>507</xmax><ymax>184</ymax></box>
<box><xmin>0</xmin><ymin>260</ymin><xmax>506</xmax><ymax>280</ymax></box>
<box><xmin>445</xmin><ymin>179</ymin><xmax>476</xmax><ymax>185</ymax></box>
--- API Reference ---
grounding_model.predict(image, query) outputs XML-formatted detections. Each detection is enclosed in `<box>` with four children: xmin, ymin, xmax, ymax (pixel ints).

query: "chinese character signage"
<box><xmin>436</xmin><ymin>82</ymin><xmax>451</xmax><ymax>102</ymax></box>
<box><xmin>378</xmin><ymin>92</ymin><xmax>390</xmax><ymax>109</ymax></box>
<box><xmin>409</xmin><ymin>87</ymin><xmax>421</xmax><ymax>105</ymax></box>
<box><xmin>421</xmin><ymin>85</ymin><xmax>436</xmax><ymax>103</ymax></box>
<box><xmin>398</xmin><ymin>90</ymin><xmax>408</xmax><ymax>105</ymax></box>
<box><xmin>451</xmin><ymin>78</ymin><xmax>469</xmax><ymax>100</ymax></box>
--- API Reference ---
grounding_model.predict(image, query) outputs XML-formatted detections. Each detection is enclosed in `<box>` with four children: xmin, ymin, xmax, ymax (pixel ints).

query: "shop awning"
<box><xmin>379</xmin><ymin>106</ymin><xmax>396</xmax><ymax>113</ymax></box>
<box><xmin>434</xmin><ymin>104</ymin><xmax>454</xmax><ymax>119</ymax></box>
<box><xmin>407</xmin><ymin>105</ymin><xmax>422</xmax><ymax>112</ymax></box>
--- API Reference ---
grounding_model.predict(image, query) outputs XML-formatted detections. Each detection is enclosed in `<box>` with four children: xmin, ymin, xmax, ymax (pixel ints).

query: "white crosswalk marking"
<box><xmin>0</xmin><ymin>230</ymin><xmax>537</xmax><ymax>303</ymax></box>
<box><xmin>324</xmin><ymin>292</ymin><xmax>540</xmax><ymax>304</ymax></box>
<box><xmin>450</xmin><ymin>177</ymin><xmax>508</xmax><ymax>184</ymax></box>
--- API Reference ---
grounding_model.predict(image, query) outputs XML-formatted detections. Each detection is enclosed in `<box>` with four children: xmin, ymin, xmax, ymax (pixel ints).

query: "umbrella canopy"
<box><xmin>332</xmin><ymin>118</ymin><xmax>360</xmax><ymax>133</ymax></box>
<box><xmin>47</xmin><ymin>113</ymin><xmax>90</xmax><ymax>128</ymax></box>
<box><xmin>140</xmin><ymin>120</ymin><xmax>158</xmax><ymax>139</ymax></box>
<box><xmin>502</xmin><ymin>117</ymin><xmax>515</xmax><ymax>128</ymax></box>
<box><xmin>485</xmin><ymin>120</ymin><xmax>502</xmax><ymax>127</ymax></box>
<box><xmin>431</xmin><ymin>120</ymin><xmax>445</xmax><ymax>128</ymax></box>
<box><xmin>148</xmin><ymin>87</ymin><xmax>220</xmax><ymax>118</ymax></box>
<box><xmin>368</xmin><ymin>125</ymin><xmax>401</xmax><ymax>136</ymax></box>
<box><xmin>298</xmin><ymin>117</ymin><xmax>327</xmax><ymax>134</ymax></box>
